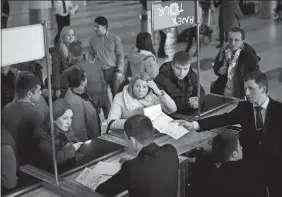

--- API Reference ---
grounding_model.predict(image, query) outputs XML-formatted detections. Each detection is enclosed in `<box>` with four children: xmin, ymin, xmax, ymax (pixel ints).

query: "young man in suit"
<box><xmin>207</xmin><ymin>132</ymin><xmax>267</xmax><ymax>197</ymax></box>
<box><xmin>96</xmin><ymin>115</ymin><xmax>179</xmax><ymax>197</ymax></box>
<box><xmin>177</xmin><ymin>71</ymin><xmax>282</xmax><ymax>197</ymax></box>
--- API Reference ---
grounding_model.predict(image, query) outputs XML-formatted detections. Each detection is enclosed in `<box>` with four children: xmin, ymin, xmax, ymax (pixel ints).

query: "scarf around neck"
<box><xmin>122</xmin><ymin>85</ymin><xmax>155</xmax><ymax>111</ymax></box>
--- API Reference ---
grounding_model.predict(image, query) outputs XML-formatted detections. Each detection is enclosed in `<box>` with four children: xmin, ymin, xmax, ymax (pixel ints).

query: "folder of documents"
<box><xmin>144</xmin><ymin>104</ymin><xmax>190</xmax><ymax>140</ymax></box>
<box><xmin>76</xmin><ymin>162</ymin><xmax>121</xmax><ymax>190</ymax></box>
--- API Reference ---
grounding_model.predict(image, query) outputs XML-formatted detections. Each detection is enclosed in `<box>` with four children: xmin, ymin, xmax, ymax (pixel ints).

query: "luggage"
<box><xmin>240</xmin><ymin>0</ymin><xmax>255</xmax><ymax>15</ymax></box>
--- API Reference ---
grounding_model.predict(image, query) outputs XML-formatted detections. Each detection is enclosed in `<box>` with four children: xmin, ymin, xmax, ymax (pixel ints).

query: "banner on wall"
<box><xmin>152</xmin><ymin>1</ymin><xmax>196</xmax><ymax>31</ymax></box>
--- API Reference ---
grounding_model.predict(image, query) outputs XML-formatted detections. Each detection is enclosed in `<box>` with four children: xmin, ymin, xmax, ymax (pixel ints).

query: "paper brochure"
<box><xmin>144</xmin><ymin>104</ymin><xmax>190</xmax><ymax>139</ymax></box>
<box><xmin>76</xmin><ymin>162</ymin><xmax>121</xmax><ymax>190</ymax></box>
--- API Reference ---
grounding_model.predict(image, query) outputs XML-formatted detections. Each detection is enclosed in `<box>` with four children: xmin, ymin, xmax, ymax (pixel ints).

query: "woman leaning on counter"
<box><xmin>36</xmin><ymin>99</ymin><xmax>80</xmax><ymax>165</ymax></box>
<box><xmin>107</xmin><ymin>72</ymin><xmax>177</xmax><ymax>130</ymax></box>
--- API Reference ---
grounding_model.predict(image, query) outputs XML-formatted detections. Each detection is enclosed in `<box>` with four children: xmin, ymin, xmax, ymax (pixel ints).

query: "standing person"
<box><xmin>214</xmin><ymin>0</ymin><xmax>244</xmax><ymax>48</ymax></box>
<box><xmin>2</xmin><ymin>75</ymin><xmax>44</xmax><ymax>166</ymax></box>
<box><xmin>54</xmin><ymin>0</ymin><xmax>78</xmax><ymax>45</ymax></box>
<box><xmin>158</xmin><ymin>30</ymin><xmax>168</xmax><ymax>58</ymax></box>
<box><xmin>62</xmin><ymin>40</ymin><xmax>111</xmax><ymax>118</ymax></box>
<box><xmin>64</xmin><ymin>68</ymin><xmax>101</xmax><ymax>141</ymax></box>
<box><xmin>185</xmin><ymin>3</ymin><xmax>203</xmax><ymax>56</ymax></box>
<box><xmin>177</xmin><ymin>71</ymin><xmax>282</xmax><ymax>197</ymax></box>
<box><xmin>1</xmin><ymin>0</ymin><xmax>9</xmax><ymax>29</ymax></box>
<box><xmin>88</xmin><ymin>16</ymin><xmax>124</xmax><ymax>97</ymax></box>
<box><xmin>51</xmin><ymin>26</ymin><xmax>82</xmax><ymax>98</ymax></box>
<box><xmin>96</xmin><ymin>115</ymin><xmax>179</xmax><ymax>197</ymax></box>
<box><xmin>1</xmin><ymin>65</ymin><xmax>15</xmax><ymax>111</ymax></box>
<box><xmin>211</xmin><ymin>28</ymin><xmax>260</xmax><ymax>98</ymax></box>
<box><xmin>127</xmin><ymin>32</ymin><xmax>159</xmax><ymax>80</ymax></box>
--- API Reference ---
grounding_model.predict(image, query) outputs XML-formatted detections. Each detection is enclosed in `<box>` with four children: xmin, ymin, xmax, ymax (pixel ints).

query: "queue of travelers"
<box><xmin>2</xmin><ymin>14</ymin><xmax>282</xmax><ymax>197</ymax></box>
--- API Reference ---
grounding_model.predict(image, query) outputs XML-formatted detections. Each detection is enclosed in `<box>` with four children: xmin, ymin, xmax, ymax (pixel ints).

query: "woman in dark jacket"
<box><xmin>36</xmin><ymin>99</ymin><xmax>79</xmax><ymax>165</ymax></box>
<box><xmin>51</xmin><ymin>26</ymin><xmax>82</xmax><ymax>99</ymax></box>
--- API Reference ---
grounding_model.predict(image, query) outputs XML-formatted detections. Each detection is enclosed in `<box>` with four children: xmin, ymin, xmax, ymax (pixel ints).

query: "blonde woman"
<box><xmin>107</xmin><ymin>72</ymin><xmax>177</xmax><ymax>130</ymax></box>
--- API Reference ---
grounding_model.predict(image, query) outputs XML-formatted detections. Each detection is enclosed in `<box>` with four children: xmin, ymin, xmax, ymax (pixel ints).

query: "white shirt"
<box><xmin>192</xmin><ymin>96</ymin><xmax>270</xmax><ymax>130</ymax></box>
<box><xmin>253</xmin><ymin>96</ymin><xmax>269</xmax><ymax>128</ymax></box>
<box><xmin>55</xmin><ymin>0</ymin><xmax>73</xmax><ymax>16</ymax></box>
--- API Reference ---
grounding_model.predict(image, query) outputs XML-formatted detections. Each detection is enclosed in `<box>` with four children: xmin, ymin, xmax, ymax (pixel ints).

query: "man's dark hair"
<box><xmin>212</xmin><ymin>132</ymin><xmax>239</xmax><ymax>162</ymax></box>
<box><xmin>243</xmin><ymin>71</ymin><xmax>268</xmax><ymax>92</ymax></box>
<box><xmin>124</xmin><ymin>115</ymin><xmax>154</xmax><ymax>144</ymax></box>
<box><xmin>94</xmin><ymin>16</ymin><xmax>108</xmax><ymax>29</ymax></box>
<box><xmin>172</xmin><ymin>51</ymin><xmax>192</xmax><ymax>66</ymax></box>
<box><xmin>16</xmin><ymin>74</ymin><xmax>41</xmax><ymax>98</ymax></box>
<box><xmin>229</xmin><ymin>27</ymin><xmax>245</xmax><ymax>40</ymax></box>
<box><xmin>67</xmin><ymin>67</ymin><xmax>86</xmax><ymax>88</ymax></box>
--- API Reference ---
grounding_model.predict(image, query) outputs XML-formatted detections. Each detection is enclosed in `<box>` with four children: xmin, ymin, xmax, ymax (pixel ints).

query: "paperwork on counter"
<box><xmin>144</xmin><ymin>104</ymin><xmax>190</xmax><ymax>140</ymax></box>
<box><xmin>76</xmin><ymin>161</ymin><xmax>121</xmax><ymax>190</ymax></box>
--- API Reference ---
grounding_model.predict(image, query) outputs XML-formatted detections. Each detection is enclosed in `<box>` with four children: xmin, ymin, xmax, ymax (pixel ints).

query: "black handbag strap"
<box><xmin>105</xmin><ymin>120</ymin><xmax>115</xmax><ymax>134</ymax></box>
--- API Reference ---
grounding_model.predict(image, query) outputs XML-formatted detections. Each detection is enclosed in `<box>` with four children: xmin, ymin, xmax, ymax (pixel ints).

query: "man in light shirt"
<box><xmin>54</xmin><ymin>0</ymin><xmax>78</xmax><ymax>45</ymax></box>
<box><xmin>88</xmin><ymin>16</ymin><xmax>124</xmax><ymax>97</ymax></box>
<box><xmin>177</xmin><ymin>71</ymin><xmax>282</xmax><ymax>197</ymax></box>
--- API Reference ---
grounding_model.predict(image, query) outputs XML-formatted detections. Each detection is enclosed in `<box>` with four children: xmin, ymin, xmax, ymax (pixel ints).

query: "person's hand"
<box><xmin>55</xmin><ymin>90</ymin><xmax>61</xmax><ymax>98</ymax></box>
<box><xmin>189</xmin><ymin>97</ymin><xmax>199</xmax><ymax>109</ymax></box>
<box><xmin>63</xmin><ymin>142</ymin><xmax>72</xmax><ymax>149</ymax></box>
<box><xmin>147</xmin><ymin>81</ymin><xmax>162</xmax><ymax>96</ymax></box>
<box><xmin>218</xmin><ymin>66</ymin><xmax>227</xmax><ymax>75</ymax></box>
<box><xmin>178</xmin><ymin>120</ymin><xmax>195</xmax><ymax>131</ymax></box>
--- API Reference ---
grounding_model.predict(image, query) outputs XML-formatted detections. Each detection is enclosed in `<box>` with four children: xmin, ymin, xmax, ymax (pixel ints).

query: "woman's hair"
<box><xmin>59</xmin><ymin>26</ymin><xmax>77</xmax><ymax>44</ymax></box>
<box><xmin>128</xmin><ymin>72</ymin><xmax>152</xmax><ymax>98</ymax></box>
<box><xmin>135</xmin><ymin>32</ymin><xmax>156</xmax><ymax>56</ymax></box>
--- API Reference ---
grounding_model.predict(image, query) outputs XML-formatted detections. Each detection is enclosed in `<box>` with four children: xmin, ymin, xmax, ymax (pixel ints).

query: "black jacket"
<box><xmin>212</xmin><ymin>43</ymin><xmax>260</xmax><ymax>98</ymax></box>
<box><xmin>154</xmin><ymin>61</ymin><xmax>205</xmax><ymax>111</ymax></box>
<box><xmin>96</xmin><ymin>143</ymin><xmax>179</xmax><ymax>197</ymax></box>
<box><xmin>207</xmin><ymin>160</ymin><xmax>267</xmax><ymax>197</ymax></box>
<box><xmin>197</xmin><ymin>98</ymin><xmax>282</xmax><ymax>195</ymax></box>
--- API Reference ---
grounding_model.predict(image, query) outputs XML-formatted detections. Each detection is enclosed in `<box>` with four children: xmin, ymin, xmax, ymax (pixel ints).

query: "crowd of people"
<box><xmin>1</xmin><ymin>1</ymin><xmax>282</xmax><ymax>197</ymax></box>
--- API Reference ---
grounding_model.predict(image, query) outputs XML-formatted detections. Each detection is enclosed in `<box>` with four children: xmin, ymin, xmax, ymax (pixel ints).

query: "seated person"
<box><xmin>2</xmin><ymin>75</ymin><xmax>44</xmax><ymax>166</ymax></box>
<box><xmin>14</xmin><ymin>70</ymin><xmax>49</xmax><ymax>120</ymax></box>
<box><xmin>107</xmin><ymin>72</ymin><xmax>177</xmax><ymax>130</ymax></box>
<box><xmin>211</xmin><ymin>27</ymin><xmax>260</xmax><ymax>98</ymax></box>
<box><xmin>96</xmin><ymin>115</ymin><xmax>179</xmax><ymax>197</ymax></box>
<box><xmin>64</xmin><ymin>68</ymin><xmax>101</xmax><ymax>142</ymax></box>
<box><xmin>154</xmin><ymin>51</ymin><xmax>205</xmax><ymax>112</ymax></box>
<box><xmin>37</xmin><ymin>99</ymin><xmax>79</xmax><ymax>165</ymax></box>
<box><xmin>207</xmin><ymin>132</ymin><xmax>267</xmax><ymax>197</ymax></box>
<box><xmin>1</xmin><ymin>126</ymin><xmax>18</xmax><ymax>192</ymax></box>
<box><xmin>1</xmin><ymin>65</ymin><xmax>16</xmax><ymax>111</ymax></box>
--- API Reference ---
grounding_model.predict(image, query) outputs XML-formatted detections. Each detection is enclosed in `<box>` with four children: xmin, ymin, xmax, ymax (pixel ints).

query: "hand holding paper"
<box><xmin>144</xmin><ymin>105</ymin><xmax>190</xmax><ymax>139</ymax></box>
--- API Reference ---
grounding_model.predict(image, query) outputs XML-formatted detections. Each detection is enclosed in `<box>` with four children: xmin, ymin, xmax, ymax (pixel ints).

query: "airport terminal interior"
<box><xmin>1</xmin><ymin>1</ymin><xmax>282</xmax><ymax>197</ymax></box>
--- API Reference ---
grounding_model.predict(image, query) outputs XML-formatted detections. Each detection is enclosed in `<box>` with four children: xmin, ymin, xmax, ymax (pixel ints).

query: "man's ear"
<box><xmin>27</xmin><ymin>90</ymin><xmax>32</xmax><ymax>98</ymax></box>
<box><xmin>232</xmin><ymin>150</ymin><xmax>238</xmax><ymax>159</ymax></box>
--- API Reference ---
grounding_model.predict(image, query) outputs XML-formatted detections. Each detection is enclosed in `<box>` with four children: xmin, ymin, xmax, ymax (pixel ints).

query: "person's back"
<box><xmin>207</xmin><ymin>132</ymin><xmax>267</xmax><ymax>197</ymax></box>
<box><xmin>127</xmin><ymin>47</ymin><xmax>159</xmax><ymax>79</ymax></box>
<box><xmin>2</xmin><ymin>75</ymin><xmax>44</xmax><ymax>166</ymax></box>
<box><xmin>96</xmin><ymin>115</ymin><xmax>179</xmax><ymax>197</ymax></box>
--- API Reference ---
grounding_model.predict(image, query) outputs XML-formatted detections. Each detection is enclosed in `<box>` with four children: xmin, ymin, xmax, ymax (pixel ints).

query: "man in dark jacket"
<box><xmin>96</xmin><ymin>115</ymin><xmax>179</xmax><ymax>197</ymax></box>
<box><xmin>178</xmin><ymin>71</ymin><xmax>282</xmax><ymax>197</ymax></box>
<box><xmin>63</xmin><ymin>41</ymin><xmax>111</xmax><ymax>118</ymax></box>
<box><xmin>154</xmin><ymin>51</ymin><xmax>205</xmax><ymax>112</ymax></box>
<box><xmin>207</xmin><ymin>132</ymin><xmax>267</xmax><ymax>197</ymax></box>
<box><xmin>211</xmin><ymin>27</ymin><xmax>260</xmax><ymax>99</ymax></box>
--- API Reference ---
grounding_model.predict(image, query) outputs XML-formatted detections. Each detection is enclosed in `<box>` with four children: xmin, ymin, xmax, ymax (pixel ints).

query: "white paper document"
<box><xmin>144</xmin><ymin>104</ymin><xmax>190</xmax><ymax>140</ymax></box>
<box><xmin>76</xmin><ymin>162</ymin><xmax>121</xmax><ymax>190</ymax></box>
<box><xmin>92</xmin><ymin>162</ymin><xmax>121</xmax><ymax>176</ymax></box>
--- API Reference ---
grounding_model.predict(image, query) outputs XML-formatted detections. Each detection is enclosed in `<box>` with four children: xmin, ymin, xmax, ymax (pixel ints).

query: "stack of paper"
<box><xmin>76</xmin><ymin>162</ymin><xmax>121</xmax><ymax>190</ymax></box>
<box><xmin>144</xmin><ymin>104</ymin><xmax>190</xmax><ymax>140</ymax></box>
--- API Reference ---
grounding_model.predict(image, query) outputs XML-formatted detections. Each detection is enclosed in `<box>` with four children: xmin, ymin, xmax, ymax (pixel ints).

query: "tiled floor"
<box><xmin>7</xmin><ymin>1</ymin><xmax>282</xmax><ymax>103</ymax></box>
